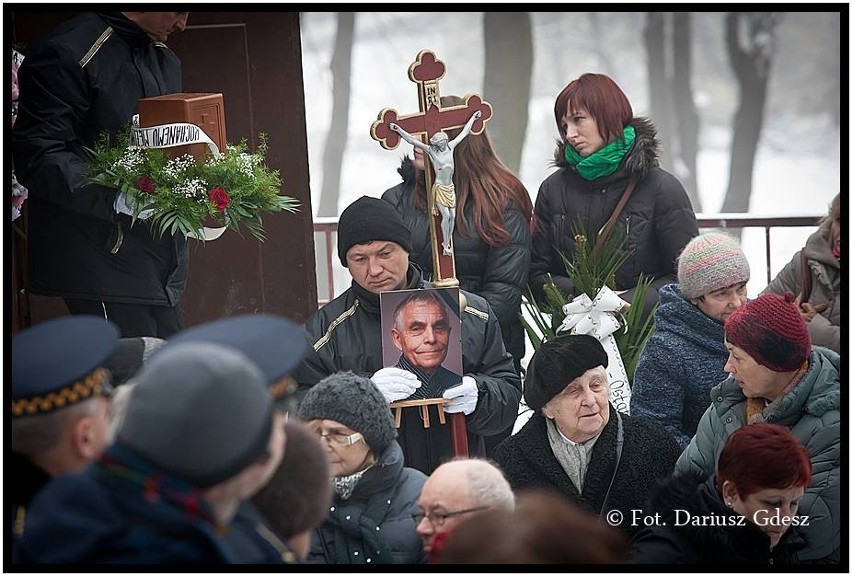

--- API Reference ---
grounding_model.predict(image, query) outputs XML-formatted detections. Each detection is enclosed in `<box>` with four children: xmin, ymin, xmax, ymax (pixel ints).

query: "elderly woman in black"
<box><xmin>298</xmin><ymin>371</ymin><xmax>427</xmax><ymax>564</ymax></box>
<box><xmin>493</xmin><ymin>335</ymin><xmax>680</xmax><ymax>538</ymax></box>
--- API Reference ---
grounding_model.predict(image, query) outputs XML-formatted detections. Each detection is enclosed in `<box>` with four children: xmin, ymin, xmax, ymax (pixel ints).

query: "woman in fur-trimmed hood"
<box><xmin>529</xmin><ymin>73</ymin><xmax>698</xmax><ymax>315</ymax></box>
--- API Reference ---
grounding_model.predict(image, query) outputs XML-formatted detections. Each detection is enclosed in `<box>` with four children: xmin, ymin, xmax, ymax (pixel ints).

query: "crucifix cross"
<box><xmin>370</xmin><ymin>50</ymin><xmax>493</xmax><ymax>286</ymax></box>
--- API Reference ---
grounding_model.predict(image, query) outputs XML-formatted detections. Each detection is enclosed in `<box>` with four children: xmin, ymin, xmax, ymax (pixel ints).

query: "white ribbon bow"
<box><xmin>556</xmin><ymin>287</ymin><xmax>632</xmax><ymax>414</ymax></box>
<box><xmin>557</xmin><ymin>286</ymin><xmax>627</xmax><ymax>338</ymax></box>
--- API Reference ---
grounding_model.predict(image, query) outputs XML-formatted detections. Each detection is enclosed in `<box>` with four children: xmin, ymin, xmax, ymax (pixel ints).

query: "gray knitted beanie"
<box><xmin>677</xmin><ymin>232</ymin><xmax>750</xmax><ymax>299</ymax></box>
<box><xmin>298</xmin><ymin>371</ymin><xmax>397</xmax><ymax>453</ymax></box>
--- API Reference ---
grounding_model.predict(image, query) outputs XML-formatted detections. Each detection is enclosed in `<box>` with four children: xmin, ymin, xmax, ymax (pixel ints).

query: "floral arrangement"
<box><xmin>85</xmin><ymin>126</ymin><xmax>299</xmax><ymax>241</ymax></box>
<box><xmin>520</xmin><ymin>221</ymin><xmax>657</xmax><ymax>383</ymax></box>
<box><xmin>12</xmin><ymin>48</ymin><xmax>28</xmax><ymax>224</ymax></box>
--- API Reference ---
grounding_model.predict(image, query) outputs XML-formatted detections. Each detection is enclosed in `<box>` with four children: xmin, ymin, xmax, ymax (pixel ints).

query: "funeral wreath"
<box><xmin>85</xmin><ymin>127</ymin><xmax>299</xmax><ymax>241</ymax></box>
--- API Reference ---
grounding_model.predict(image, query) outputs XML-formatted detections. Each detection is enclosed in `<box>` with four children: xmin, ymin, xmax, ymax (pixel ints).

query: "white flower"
<box><xmin>173</xmin><ymin>177</ymin><xmax>208</xmax><ymax>200</ymax></box>
<box><xmin>112</xmin><ymin>147</ymin><xmax>145</xmax><ymax>172</ymax></box>
<box><xmin>236</xmin><ymin>152</ymin><xmax>259</xmax><ymax>177</ymax></box>
<box><xmin>163</xmin><ymin>154</ymin><xmax>196</xmax><ymax>179</ymax></box>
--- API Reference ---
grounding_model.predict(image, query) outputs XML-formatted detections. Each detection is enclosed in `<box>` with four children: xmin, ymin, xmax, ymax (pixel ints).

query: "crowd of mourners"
<box><xmin>10</xmin><ymin>11</ymin><xmax>842</xmax><ymax>567</ymax></box>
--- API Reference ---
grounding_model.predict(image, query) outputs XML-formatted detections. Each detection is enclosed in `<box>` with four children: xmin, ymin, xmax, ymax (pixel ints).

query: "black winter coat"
<box><xmin>12</xmin><ymin>12</ymin><xmax>188</xmax><ymax>306</ymax></box>
<box><xmin>493</xmin><ymin>410</ymin><xmax>681</xmax><ymax>539</ymax></box>
<box><xmin>292</xmin><ymin>264</ymin><xmax>522</xmax><ymax>475</ymax></box>
<box><xmin>630</xmin><ymin>474</ymin><xmax>804</xmax><ymax>564</ymax></box>
<box><xmin>15</xmin><ymin>447</ymin><xmax>236</xmax><ymax>564</ymax></box>
<box><xmin>308</xmin><ymin>442</ymin><xmax>427</xmax><ymax>564</ymax></box>
<box><xmin>382</xmin><ymin>157</ymin><xmax>532</xmax><ymax>369</ymax></box>
<box><xmin>529</xmin><ymin>117</ymin><xmax>697</xmax><ymax>306</ymax></box>
<box><xmin>10</xmin><ymin>453</ymin><xmax>52</xmax><ymax>556</ymax></box>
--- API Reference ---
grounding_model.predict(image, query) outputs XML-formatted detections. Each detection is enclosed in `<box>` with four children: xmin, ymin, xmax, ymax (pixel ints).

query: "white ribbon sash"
<box><xmin>556</xmin><ymin>286</ymin><xmax>631</xmax><ymax>414</ymax></box>
<box><xmin>130</xmin><ymin>115</ymin><xmax>225</xmax><ymax>241</ymax></box>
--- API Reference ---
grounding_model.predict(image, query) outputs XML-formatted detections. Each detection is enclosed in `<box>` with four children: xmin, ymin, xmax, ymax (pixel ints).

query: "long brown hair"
<box><xmin>413</xmin><ymin>95</ymin><xmax>534</xmax><ymax>246</ymax></box>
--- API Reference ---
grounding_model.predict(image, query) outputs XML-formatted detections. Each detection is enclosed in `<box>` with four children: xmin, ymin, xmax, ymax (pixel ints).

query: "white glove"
<box><xmin>114</xmin><ymin>191</ymin><xmax>154</xmax><ymax>220</ymax></box>
<box><xmin>442</xmin><ymin>376</ymin><xmax>479</xmax><ymax>415</ymax></box>
<box><xmin>371</xmin><ymin>367</ymin><xmax>422</xmax><ymax>403</ymax></box>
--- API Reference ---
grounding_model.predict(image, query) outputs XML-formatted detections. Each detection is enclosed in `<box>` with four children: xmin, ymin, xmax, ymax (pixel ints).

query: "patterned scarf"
<box><xmin>332</xmin><ymin>465</ymin><xmax>372</xmax><ymax>500</ymax></box>
<box><xmin>564</xmin><ymin>125</ymin><xmax>636</xmax><ymax>180</ymax></box>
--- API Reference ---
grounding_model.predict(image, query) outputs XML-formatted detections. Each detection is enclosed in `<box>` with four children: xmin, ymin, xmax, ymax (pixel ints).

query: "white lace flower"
<box><xmin>173</xmin><ymin>177</ymin><xmax>208</xmax><ymax>199</ymax></box>
<box><xmin>163</xmin><ymin>154</ymin><xmax>197</xmax><ymax>179</ymax></box>
<box><xmin>112</xmin><ymin>147</ymin><xmax>145</xmax><ymax>172</ymax></box>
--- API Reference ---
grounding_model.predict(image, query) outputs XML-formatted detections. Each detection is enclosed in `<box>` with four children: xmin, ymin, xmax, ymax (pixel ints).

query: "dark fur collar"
<box><xmin>552</xmin><ymin>116</ymin><xmax>660</xmax><ymax>178</ymax></box>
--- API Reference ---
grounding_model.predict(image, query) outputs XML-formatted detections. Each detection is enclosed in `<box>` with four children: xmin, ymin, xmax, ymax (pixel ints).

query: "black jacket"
<box><xmin>9</xmin><ymin>453</ymin><xmax>52</xmax><ymax>556</ymax></box>
<box><xmin>630</xmin><ymin>474</ymin><xmax>804</xmax><ymax>564</ymax></box>
<box><xmin>493</xmin><ymin>410</ymin><xmax>681</xmax><ymax>539</ymax></box>
<box><xmin>309</xmin><ymin>442</ymin><xmax>427</xmax><ymax>564</ymax></box>
<box><xmin>382</xmin><ymin>157</ymin><xmax>531</xmax><ymax>369</ymax></box>
<box><xmin>12</xmin><ymin>12</ymin><xmax>188</xmax><ymax>306</ymax></box>
<box><xmin>292</xmin><ymin>264</ymin><xmax>521</xmax><ymax>475</ymax></box>
<box><xmin>529</xmin><ymin>117</ymin><xmax>697</xmax><ymax>305</ymax></box>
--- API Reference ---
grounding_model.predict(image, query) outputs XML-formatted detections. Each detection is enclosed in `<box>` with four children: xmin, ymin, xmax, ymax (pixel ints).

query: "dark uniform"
<box><xmin>11</xmin><ymin>315</ymin><xmax>120</xmax><ymax>557</ymax></box>
<box><xmin>11</xmin><ymin>12</ymin><xmax>187</xmax><ymax>337</ymax></box>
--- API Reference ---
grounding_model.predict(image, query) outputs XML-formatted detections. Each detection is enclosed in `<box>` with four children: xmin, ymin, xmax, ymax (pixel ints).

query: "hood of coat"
<box><xmin>397</xmin><ymin>155</ymin><xmax>421</xmax><ymax>187</ymax></box>
<box><xmin>654</xmin><ymin>283</ymin><xmax>728</xmax><ymax>351</ymax></box>
<box><xmin>804</xmin><ymin>226</ymin><xmax>840</xmax><ymax>270</ymax></box>
<box><xmin>552</xmin><ymin>116</ymin><xmax>660</xmax><ymax>179</ymax></box>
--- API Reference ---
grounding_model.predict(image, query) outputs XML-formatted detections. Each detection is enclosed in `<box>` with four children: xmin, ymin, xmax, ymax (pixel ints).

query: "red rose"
<box><xmin>136</xmin><ymin>175</ymin><xmax>156</xmax><ymax>194</ymax></box>
<box><xmin>208</xmin><ymin>186</ymin><xmax>230</xmax><ymax>211</ymax></box>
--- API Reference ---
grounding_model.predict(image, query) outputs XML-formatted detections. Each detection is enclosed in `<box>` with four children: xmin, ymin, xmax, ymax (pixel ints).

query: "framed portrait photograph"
<box><xmin>380</xmin><ymin>287</ymin><xmax>463</xmax><ymax>398</ymax></box>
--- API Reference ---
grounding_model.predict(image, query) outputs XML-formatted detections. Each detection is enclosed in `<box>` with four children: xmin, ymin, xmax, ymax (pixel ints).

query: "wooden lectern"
<box><xmin>137</xmin><ymin>92</ymin><xmax>227</xmax><ymax>160</ymax></box>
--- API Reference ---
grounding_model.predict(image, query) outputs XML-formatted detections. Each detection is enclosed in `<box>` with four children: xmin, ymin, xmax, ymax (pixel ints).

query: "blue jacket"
<box><xmin>15</xmin><ymin>445</ymin><xmax>237</xmax><ymax>564</ymax></box>
<box><xmin>630</xmin><ymin>283</ymin><xmax>729</xmax><ymax>448</ymax></box>
<box><xmin>308</xmin><ymin>441</ymin><xmax>427</xmax><ymax>564</ymax></box>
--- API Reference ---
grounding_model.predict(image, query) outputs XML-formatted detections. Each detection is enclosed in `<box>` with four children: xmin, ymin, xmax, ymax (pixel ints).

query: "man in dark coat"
<box><xmin>11</xmin><ymin>316</ymin><xmax>119</xmax><ymax>556</ymax></box>
<box><xmin>292</xmin><ymin>196</ymin><xmax>521</xmax><ymax>475</ymax></box>
<box><xmin>12</xmin><ymin>12</ymin><xmax>190</xmax><ymax>337</ymax></box>
<box><xmin>493</xmin><ymin>335</ymin><xmax>681</xmax><ymax>539</ymax></box>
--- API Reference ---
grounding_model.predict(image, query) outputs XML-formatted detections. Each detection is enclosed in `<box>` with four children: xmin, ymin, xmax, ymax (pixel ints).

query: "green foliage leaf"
<box><xmin>84</xmin><ymin>124</ymin><xmax>301</xmax><ymax>242</ymax></box>
<box><xmin>520</xmin><ymin>217</ymin><xmax>658</xmax><ymax>386</ymax></box>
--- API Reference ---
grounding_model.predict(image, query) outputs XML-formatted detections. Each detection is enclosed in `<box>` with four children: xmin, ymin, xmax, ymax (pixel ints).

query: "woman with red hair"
<box><xmin>529</xmin><ymin>73</ymin><xmax>698</xmax><ymax>318</ymax></box>
<box><xmin>631</xmin><ymin>423</ymin><xmax>812</xmax><ymax>564</ymax></box>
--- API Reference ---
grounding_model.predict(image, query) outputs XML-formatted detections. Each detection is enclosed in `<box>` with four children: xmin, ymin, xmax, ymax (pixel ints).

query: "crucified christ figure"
<box><xmin>390</xmin><ymin>109</ymin><xmax>481</xmax><ymax>255</ymax></box>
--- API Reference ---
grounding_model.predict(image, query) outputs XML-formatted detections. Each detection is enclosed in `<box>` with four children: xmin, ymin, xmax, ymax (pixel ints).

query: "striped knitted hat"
<box><xmin>677</xmin><ymin>232</ymin><xmax>750</xmax><ymax>299</ymax></box>
<box><xmin>724</xmin><ymin>291</ymin><xmax>811</xmax><ymax>372</ymax></box>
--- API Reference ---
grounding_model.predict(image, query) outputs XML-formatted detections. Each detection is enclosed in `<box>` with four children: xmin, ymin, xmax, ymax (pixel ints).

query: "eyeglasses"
<box><xmin>310</xmin><ymin>427</ymin><xmax>364</xmax><ymax>448</ymax></box>
<box><xmin>411</xmin><ymin>507</ymin><xmax>487</xmax><ymax>528</ymax></box>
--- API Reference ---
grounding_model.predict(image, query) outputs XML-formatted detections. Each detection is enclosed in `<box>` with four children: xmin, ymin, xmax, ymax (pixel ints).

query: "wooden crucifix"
<box><xmin>371</xmin><ymin>50</ymin><xmax>493</xmax><ymax>458</ymax></box>
<box><xmin>370</xmin><ymin>50</ymin><xmax>492</xmax><ymax>287</ymax></box>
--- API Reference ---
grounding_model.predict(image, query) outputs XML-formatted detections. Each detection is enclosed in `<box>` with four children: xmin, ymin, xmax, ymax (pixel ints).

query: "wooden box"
<box><xmin>137</xmin><ymin>92</ymin><xmax>227</xmax><ymax>160</ymax></box>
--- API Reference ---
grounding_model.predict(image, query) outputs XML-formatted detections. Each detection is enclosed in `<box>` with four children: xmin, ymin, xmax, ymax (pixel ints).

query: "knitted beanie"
<box><xmin>677</xmin><ymin>232</ymin><xmax>750</xmax><ymax>299</ymax></box>
<box><xmin>337</xmin><ymin>196</ymin><xmax>412</xmax><ymax>267</ymax></box>
<box><xmin>724</xmin><ymin>291</ymin><xmax>811</xmax><ymax>372</ymax></box>
<box><xmin>524</xmin><ymin>334</ymin><xmax>609</xmax><ymax>412</ymax></box>
<box><xmin>298</xmin><ymin>371</ymin><xmax>397</xmax><ymax>453</ymax></box>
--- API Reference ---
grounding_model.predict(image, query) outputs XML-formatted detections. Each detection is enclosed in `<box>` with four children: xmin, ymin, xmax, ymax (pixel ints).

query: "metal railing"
<box><xmin>313</xmin><ymin>214</ymin><xmax>822</xmax><ymax>306</ymax></box>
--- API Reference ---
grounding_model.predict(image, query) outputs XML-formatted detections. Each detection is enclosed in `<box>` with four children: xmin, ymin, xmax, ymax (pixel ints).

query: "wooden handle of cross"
<box><xmin>389</xmin><ymin>398</ymin><xmax>469</xmax><ymax>457</ymax></box>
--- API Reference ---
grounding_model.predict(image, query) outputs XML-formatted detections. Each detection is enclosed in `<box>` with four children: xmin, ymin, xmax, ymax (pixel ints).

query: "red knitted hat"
<box><xmin>724</xmin><ymin>291</ymin><xmax>811</xmax><ymax>372</ymax></box>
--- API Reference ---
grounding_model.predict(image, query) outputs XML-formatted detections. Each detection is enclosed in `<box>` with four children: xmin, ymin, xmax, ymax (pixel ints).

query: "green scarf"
<box><xmin>564</xmin><ymin>125</ymin><xmax>636</xmax><ymax>180</ymax></box>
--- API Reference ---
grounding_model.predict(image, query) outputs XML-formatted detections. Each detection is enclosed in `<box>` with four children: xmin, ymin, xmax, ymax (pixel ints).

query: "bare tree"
<box><xmin>722</xmin><ymin>12</ymin><xmax>783</xmax><ymax>216</ymax></box>
<box><xmin>672</xmin><ymin>12</ymin><xmax>700</xmax><ymax>210</ymax></box>
<box><xmin>318</xmin><ymin>12</ymin><xmax>355</xmax><ymax>217</ymax></box>
<box><xmin>482</xmin><ymin>12</ymin><xmax>533</xmax><ymax>173</ymax></box>
<box><xmin>644</xmin><ymin>12</ymin><xmax>701</xmax><ymax>210</ymax></box>
<box><xmin>644</xmin><ymin>12</ymin><xmax>675</xmax><ymax>176</ymax></box>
